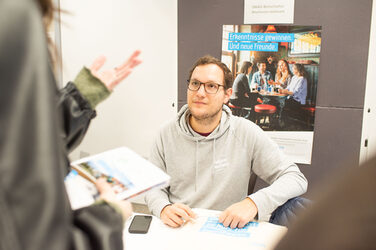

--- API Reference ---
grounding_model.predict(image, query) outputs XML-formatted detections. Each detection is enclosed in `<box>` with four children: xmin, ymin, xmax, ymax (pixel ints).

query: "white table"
<box><xmin>123</xmin><ymin>208</ymin><xmax>287</xmax><ymax>250</ymax></box>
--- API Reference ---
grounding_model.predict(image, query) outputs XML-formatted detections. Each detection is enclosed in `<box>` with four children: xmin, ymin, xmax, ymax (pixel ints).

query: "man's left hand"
<box><xmin>218</xmin><ymin>198</ymin><xmax>258</xmax><ymax>229</ymax></box>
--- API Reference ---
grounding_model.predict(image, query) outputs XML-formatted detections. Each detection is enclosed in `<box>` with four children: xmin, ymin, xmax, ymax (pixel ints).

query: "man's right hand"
<box><xmin>160</xmin><ymin>203</ymin><xmax>196</xmax><ymax>228</ymax></box>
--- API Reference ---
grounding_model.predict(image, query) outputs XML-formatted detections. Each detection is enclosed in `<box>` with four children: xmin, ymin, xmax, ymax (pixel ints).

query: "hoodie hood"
<box><xmin>176</xmin><ymin>104</ymin><xmax>232</xmax><ymax>141</ymax></box>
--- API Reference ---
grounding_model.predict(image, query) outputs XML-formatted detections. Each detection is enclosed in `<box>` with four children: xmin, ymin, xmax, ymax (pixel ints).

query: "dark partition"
<box><xmin>178</xmin><ymin>0</ymin><xmax>372</xmax><ymax>196</ymax></box>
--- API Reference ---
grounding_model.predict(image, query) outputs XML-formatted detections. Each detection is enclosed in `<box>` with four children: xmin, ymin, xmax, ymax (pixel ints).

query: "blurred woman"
<box><xmin>269</xmin><ymin>59</ymin><xmax>292</xmax><ymax>89</ymax></box>
<box><xmin>280</xmin><ymin>63</ymin><xmax>307</xmax><ymax>105</ymax></box>
<box><xmin>280</xmin><ymin>64</ymin><xmax>308</xmax><ymax>127</ymax></box>
<box><xmin>0</xmin><ymin>0</ymin><xmax>141</xmax><ymax>249</ymax></box>
<box><xmin>230</xmin><ymin>61</ymin><xmax>258</xmax><ymax>108</ymax></box>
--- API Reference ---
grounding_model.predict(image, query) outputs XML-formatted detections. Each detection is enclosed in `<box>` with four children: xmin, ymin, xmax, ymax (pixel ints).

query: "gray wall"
<box><xmin>178</xmin><ymin>0</ymin><xmax>373</xmax><ymax>196</ymax></box>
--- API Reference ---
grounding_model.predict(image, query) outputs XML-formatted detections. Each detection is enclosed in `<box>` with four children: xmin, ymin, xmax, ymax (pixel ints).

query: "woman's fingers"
<box><xmin>115</xmin><ymin>50</ymin><xmax>142</xmax><ymax>71</ymax></box>
<box><xmin>96</xmin><ymin>177</ymin><xmax>116</xmax><ymax>200</ymax></box>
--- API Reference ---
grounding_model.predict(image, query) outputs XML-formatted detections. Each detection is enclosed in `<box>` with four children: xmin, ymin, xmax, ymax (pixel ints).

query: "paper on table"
<box><xmin>124</xmin><ymin>209</ymin><xmax>287</xmax><ymax>250</ymax></box>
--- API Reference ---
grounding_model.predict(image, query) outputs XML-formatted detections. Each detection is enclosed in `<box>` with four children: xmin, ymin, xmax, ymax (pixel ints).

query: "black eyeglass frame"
<box><xmin>186</xmin><ymin>79</ymin><xmax>225</xmax><ymax>94</ymax></box>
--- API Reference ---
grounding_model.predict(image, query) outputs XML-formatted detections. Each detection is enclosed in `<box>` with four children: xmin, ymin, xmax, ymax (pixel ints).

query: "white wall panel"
<box><xmin>360</xmin><ymin>2</ymin><xmax>376</xmax><ymax>164</ymax></box>
<box><xmin>60</xmin><ymin>0</ymin><xmax>177</xmax><ymax>161</ymax></box>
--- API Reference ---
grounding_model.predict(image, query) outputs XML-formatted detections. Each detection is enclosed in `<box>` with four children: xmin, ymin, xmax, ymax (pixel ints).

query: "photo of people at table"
<box><xmin>222</xmin><ymin>25</ymin><xmax>321</xmax><ymax>131</ymax></box>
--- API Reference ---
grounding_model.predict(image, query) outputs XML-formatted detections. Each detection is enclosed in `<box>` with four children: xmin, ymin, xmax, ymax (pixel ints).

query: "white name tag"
<box><xmin>244</xmin><ymin>0</ymin><xmax>295</xmax><ymax>24</ymax></box>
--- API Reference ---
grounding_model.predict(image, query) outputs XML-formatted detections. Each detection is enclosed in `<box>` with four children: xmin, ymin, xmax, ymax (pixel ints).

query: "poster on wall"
<box><xmin>221</xmin><ymin>25</ymin><xmax>321</xmax><ymax>164</ymax></box>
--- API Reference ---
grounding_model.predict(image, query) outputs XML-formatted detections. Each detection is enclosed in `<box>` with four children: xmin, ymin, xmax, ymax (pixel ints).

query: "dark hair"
<box><xmin>188</xmin><ymin>55</ymin><xmax>234</xmax><ymax>89</ymax></box>
<box><xmin>239</xmin><ymin>61</ymin><xmax>252</xmax><ymax>75</ymax></box>
<box><xmin>35</xmin><ymin>0</ymin><xmax>59</xmax><ymax>71</ymax></box>
<box><xmin>256</xmin><ymin>60</ymin><xmax>268</xmax><ymax>67</ymax></box>
<box><xmin>293</xmin><ymin>63</ymin><xmax>306</xmax><ymax>77</ymax></box>
<box><xmin>276</xmin><ymin>59</ymin><xmax>292</xmax><ymax>77</ymax></box>
<box><xmin>35</xmin><ymin>0</ymin><xmax>55</xmax><ymax>28</ymax></box>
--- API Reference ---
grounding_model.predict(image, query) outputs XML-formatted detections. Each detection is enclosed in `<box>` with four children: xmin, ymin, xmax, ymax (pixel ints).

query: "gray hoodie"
<box><xmin>145</xmin><ymin>104</ymin><xmax>307</xmax><ymax>221</ymax></box>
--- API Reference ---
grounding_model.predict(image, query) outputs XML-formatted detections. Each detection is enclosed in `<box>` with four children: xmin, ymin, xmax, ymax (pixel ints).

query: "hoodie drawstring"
<box><xmin>212</xmin><ymin>138</ymin><xmax>216</xmax><ymax>178</ymax></box>
<box><xmin>195</xmin><ymin>140</ymin><xmax>198</xmax><ymax>192</ymax></box>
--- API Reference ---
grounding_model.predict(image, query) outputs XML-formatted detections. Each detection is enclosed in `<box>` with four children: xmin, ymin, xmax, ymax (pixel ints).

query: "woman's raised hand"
<box><xmin>90</xmin><ymin>50</ymin><xmax>142</xmax><ymax>91</ymax></box>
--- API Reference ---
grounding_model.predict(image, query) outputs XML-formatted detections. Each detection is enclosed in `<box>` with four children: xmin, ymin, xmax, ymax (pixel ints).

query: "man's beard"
<box><xmin>189</xmin><ymin>105</ymin><xmax>222</xmax><ymax>125</ymax></box>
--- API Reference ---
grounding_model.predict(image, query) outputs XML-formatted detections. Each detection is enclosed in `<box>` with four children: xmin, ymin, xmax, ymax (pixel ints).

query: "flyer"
<box><xmin>66</xmin><ymin>147</ymin><xmax>170</xmax><ymax>209</ymax></box>
<box><xmin>222</xmin><ymin>25</ymin><xmax>321</xmax><ymax>164</ymax></box>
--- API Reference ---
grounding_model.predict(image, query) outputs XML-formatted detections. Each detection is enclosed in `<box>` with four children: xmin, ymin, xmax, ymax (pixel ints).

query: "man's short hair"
<box><xmin>257</xmin><ymin>60</ymin><xmax>268</xmax><ymax>67</ymax></box>
<box><xmin>188</xmin><ymin>55</ymin><xmax>233</xmax><ymax>89</ymax></box>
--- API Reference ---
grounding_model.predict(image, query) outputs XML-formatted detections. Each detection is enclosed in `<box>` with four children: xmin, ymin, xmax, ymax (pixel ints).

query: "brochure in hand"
<box><xmin>65</xmin><ymin>147</ymin><xmax>170</xmax><ymax>209</ymax></box>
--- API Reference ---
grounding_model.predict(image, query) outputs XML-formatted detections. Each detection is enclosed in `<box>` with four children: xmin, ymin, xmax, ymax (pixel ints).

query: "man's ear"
<box><xmin>223</xmin><ymin>88</ymin><xmax>233</xmax><ymax>104</ymax></box>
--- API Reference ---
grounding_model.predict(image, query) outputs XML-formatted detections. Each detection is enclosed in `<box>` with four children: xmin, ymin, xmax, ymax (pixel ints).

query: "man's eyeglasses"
<box><xmin>187</xmin><ymin>80</ymin><xmax>225</xmax><ymax>94</ymax></box>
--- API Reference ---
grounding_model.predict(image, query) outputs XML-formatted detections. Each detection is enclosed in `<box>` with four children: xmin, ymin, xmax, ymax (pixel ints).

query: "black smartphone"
<box><xmin>128</xmin><ymin>215</ymin><xmax>152</xmax><ymax>234</ymax></box>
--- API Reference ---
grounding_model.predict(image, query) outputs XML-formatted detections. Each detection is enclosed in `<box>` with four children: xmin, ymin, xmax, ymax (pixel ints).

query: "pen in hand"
<box><xmin>160</xmin><ymin>203</ymin><xmax>197</xmax><ymax>228</ymax></box>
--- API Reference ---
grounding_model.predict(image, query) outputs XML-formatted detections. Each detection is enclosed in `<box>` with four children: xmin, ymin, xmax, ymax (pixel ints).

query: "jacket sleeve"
<box><xmin>0</xmin><ymin>1</ymin><xmax>124</xmax><ymax>250</ymax></box>
<box><xmin>59</xmin><ymin>65</ymin><xmax>112</xmax><ymax>153</ymax></box>
<box><xmin>72</xmin><ymin>203</ymin><xmax>124</xmax><ymax>250</ymax></box>
<box><xmin>58</xmin><ymin>82</ymin><xmax>97</xmax><ymax>153</ymax></box>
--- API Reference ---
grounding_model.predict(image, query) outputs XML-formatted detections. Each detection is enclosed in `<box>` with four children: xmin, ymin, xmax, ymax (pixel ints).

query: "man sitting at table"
<box><xmin>145</xmin><ymin>55</ymin><xmax>308</xmax><ymax>229</ymax></box>
<box><xmin>250</xmin><ymin>60</ymin><xmax>272</xmax><ymax>90</ymax></box>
